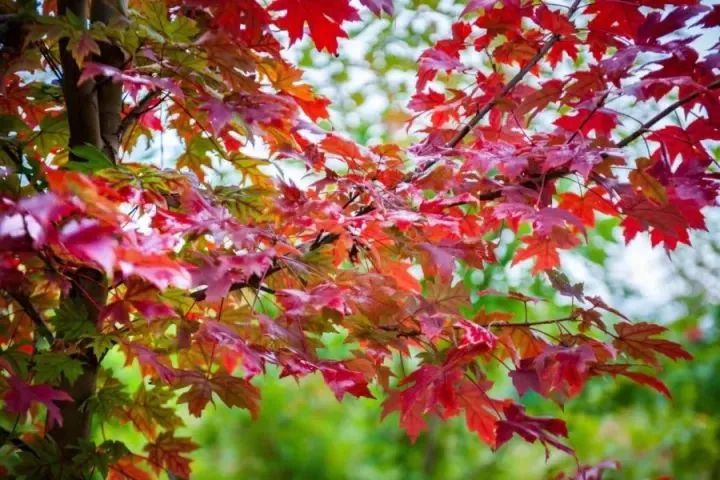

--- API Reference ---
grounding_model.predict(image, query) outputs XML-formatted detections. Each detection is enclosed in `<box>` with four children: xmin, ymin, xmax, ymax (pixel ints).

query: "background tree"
<box><xmin>0</xmin><ymin>0</ymin><xmax>717</xmax><ymax>478</ymax></box>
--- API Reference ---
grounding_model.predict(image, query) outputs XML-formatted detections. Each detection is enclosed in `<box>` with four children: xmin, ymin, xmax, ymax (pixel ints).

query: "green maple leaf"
<box><xmin>67</xmin><ymin>144</ymin><xmax>114</xmax><ymax>173</ymax></box>
<box><xmin>86</xmin><ymin>371</ymin><xmax>130</xmax><ymax>421</ymax></box>
<box><xmin>33</xmin><ymin>352</ymin><xmax>84</xmax><ymax>384</ymax></box>
<box><xmin>33</xmin><ymin>114</ymin><xmax>69</xmax><ymax>157</ymax></box>
<box><xmin>51</xmin><ymin>298</ymin><xmax>95</xmax><ymax>341</ymax></box>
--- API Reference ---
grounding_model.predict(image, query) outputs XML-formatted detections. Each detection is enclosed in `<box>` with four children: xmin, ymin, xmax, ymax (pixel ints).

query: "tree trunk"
<box><xmin>58</xmin><ymin>0</ymin><xmax>102</xmax><ymax>156</ymax></box>
<box><xmin>48</xmin><ymin>0</ymin><xmax>124</xmax><ymax>472</ymax></box>
<box><xmin>91</xmin><ymin>0</ymin><xmax>128</xmax><ymax>162</ymax></box>
<box><xmin>46</xmin><ymin>268</ymin><xmax>107</xmax><ymax>471</ymax></box>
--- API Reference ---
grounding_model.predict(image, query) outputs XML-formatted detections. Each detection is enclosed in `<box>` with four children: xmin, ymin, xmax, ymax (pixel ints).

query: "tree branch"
<box><xmin>1</xmin><ymin>141</ymin><xmax>45</xmax><ymax>193</ymax></box>
<box><xmin>443</xmin><ymin>0</ymin><xmax>584</xmax><ymax>152</ymax></box>
<box><xmin>190</xmin><ymin>280</ymin><xmax>276</xmax><ymax>302</ymax></box>
<box><xmin>0</xmin><ymin>425</ymin><xmax>36</xmax><ymax>455</ymax></box>
<box><xmin>488</xmin><ymin>316</ymin><xmax>577</xmax><ymax>328</ymax></box>
<box><xmin>376</xmin><ymin>316</ymin><xmax>579</xmax><ymax>340</ymax></box>
<box><xmin>404</xmin><ymin>0</ymin><xmax>583</xmax><ymax>182</ymax></box>
<box><xmin>35</xmin><ymin>41</ymin><xmax>63</xmax><ymax>82</ymax></box>
<box><xmin>58</xmin><ymin>0</ymin><xmax>103</xmax><ymax>159</ymax></box>
<box><xmin>616</xmin><ymin>78</ymin><xmax>720</xmax><ymax>148</ymax></box>
<box><xmin>4</xmin><ymin>291</ymin><xmax>54</xmax><ymax>344</ymax></box>
<box><xmin>92</xmin><ymin>0</ymin><xmax>129</xmax><ymax>163</ymax></box>
<box><xmin>117</xmin><ymin>90</ymin><xmax>163</xmax><ymax>139</ymax></box>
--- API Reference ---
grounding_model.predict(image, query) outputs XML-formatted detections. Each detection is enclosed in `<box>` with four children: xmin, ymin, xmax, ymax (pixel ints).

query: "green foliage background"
<box><xmin>180</xmin><ymin>260</ymin><xmax>720</xmax><ymax>480</ymax></box>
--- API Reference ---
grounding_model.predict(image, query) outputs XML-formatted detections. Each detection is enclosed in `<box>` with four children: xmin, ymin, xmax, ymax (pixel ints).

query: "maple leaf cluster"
<box><xmin>0</xmin><ymin>0</ymin><xmax>716</xmax><ymax>478</ymax></box>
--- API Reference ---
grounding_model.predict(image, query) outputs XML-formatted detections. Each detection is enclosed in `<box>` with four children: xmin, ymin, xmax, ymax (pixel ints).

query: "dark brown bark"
<box><xmin>58</xmin><ymin>0</ymin><xmax>102</xmax><ymax>157</ymax></box>
<box><xmin>48</xmin><ymin>1</ymin><xmax>124</xmax><ymax>472</ymax></box>
<box><xmin>58</xmin><ymin>0</ymin><xmax>127</xmax><ymax>162</ymax></box>
<box><xmin>46</xmin><ymin>268</ymin><xmax>107</xmax><ymax>470</ymax></box>
<box><xmin>91</xmin><ymin>0</ymin><xmax>128</xmax><ymax>162</ymax></box>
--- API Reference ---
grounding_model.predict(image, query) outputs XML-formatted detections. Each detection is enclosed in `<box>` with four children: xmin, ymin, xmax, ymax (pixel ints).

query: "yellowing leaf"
<box><xmin>629</xmin><ymin>158</ymin><xmax>668</xmax><ymax>205</ymax></box>
<box><xmin>69</xmin><ymin>32</ymin><xmax>100</xmax><ymax>67</ymax></box>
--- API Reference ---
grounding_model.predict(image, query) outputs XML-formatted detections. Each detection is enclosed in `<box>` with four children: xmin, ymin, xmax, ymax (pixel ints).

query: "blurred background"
<box><xmin>124</xmin><ymin>0</ymin><xmax>720</xmax><ymax>477</ymax></box>
<box><xmin>180</xmin><ymin>215</ymin><xmax>720</xmax><ymax>480</ymax></box>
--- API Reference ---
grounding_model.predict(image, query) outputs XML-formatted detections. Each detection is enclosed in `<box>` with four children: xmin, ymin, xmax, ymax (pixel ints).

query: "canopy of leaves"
<box><xmin>0</xmin><ymin>0</ymin><xmax>718</xmax><ymax>478</ymax></box>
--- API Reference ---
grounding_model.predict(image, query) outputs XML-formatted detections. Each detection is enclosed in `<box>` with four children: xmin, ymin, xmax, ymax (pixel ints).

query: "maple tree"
<box><xmin>0</xmin><ymin>0</ymin><xmax>717</xmax><ymax>478</ymax></box>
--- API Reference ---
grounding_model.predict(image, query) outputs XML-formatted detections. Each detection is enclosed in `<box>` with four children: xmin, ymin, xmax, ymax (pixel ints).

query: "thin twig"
<box><xmin>617</xmin><ymin>78</ymin><xmax>720</xmax><ymax>148</ymax></box>
<box><xmin>190</xmin><ymin>277</ymin><xmax>277</xmax><ymax>302</ymax></box>
<box><xmin>1</xmin><ymin>143</ymin><xmax>43</xmax><ymax>193</ymax></box>
<box><xmin>567</xmin><ymin>91</ymin><xmax>610</xmax><ymax>144</ymax></box>
<box><xmin>405</xmin><ymin>0</ymin><xmax>583</xmax><ymax>181</ymax></box>
<box><xmin>117</xmin><ymin>90</ymin><xmax>164</xmax><ymax>138</ymax></box>
<box><xmin>444</xmin><ymin>0</ymin><xmax>583</xmax><ymax>152</ymax></box>
<box><xmin>4</xmin><ymin>291</ymin><xmax>54</xmax><ymax>344</ymax></box>
<box><xmin>0</xmin><ymin>425</ymin><xmax>36</xmax><ymax>455</ymax></box>
<box><xmin>488</xmin><ymin>316</ymin><xmax>577</xmax><ymax>328</ymax></box>
<box><xmin>35</xmin><ymin>41</ymin><xmax>63</xmax><ymax>82</ymax></box>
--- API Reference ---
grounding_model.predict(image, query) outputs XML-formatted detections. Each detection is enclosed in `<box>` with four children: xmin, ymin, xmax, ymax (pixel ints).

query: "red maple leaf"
<box><xmin>619</xmin><ymin>187</ymin><xmax>705</xmax><ymax>250</ymax></box>
<box><xmin>381</xmin><ymin>364</ymin><xmax>463</xmax><ymax>441</ymax></box>
<box><xmin>547</xmin><ymin>37</ymin><xmax>579</xmax><ymax>67</ymax></box>
<box><xmin>512</xmin><ymin>228</ymin><xmax>580</xmax><ymax>274</ymax></box>
<box><xmin>445</xmin><ymin>320</ymin><xmax>498</xmax><ymax>367</ymax></box>
<box><xmin>270</xmin><ymin>0</ymin><xmax>360</xmax><ymax>53</ymax></box>
<box><xmin>108</xmin><ymin>457</ymin><xmax>153</xmax><ymax>480</ymax></box>
<box><xmin>125</xmin><ymin>343</ymin><xmax>178</xmax><ymax>384</ymax></box>
<box><xmin>176</xmin><ymin>372</ymin><xmax>260</xmax><ymax>418</ymax></box>
<box><xmin>319</xmin><ymin>361</ymin><xmax>374</xmax><ymax>400</ymax></box>
<box><xmin>117</xmin><ymin>249</ymin><xmax>192</xmax><ymax>291</ymax></box>
<box><xmin>511</xmin><ymin>344</ymin><xmax>596</xmax><ymax>400</ymax></box>
<box><xmin>191</xmin><ymin>251</ymin><xmax>274</xmax><ymax>301</ymax></box>
<box><xmin>558</xmin><ymin>187</ymin><xmax>617</xmax><ymax>227</ymax></box>
<box><xmin>637</xmin><ymin>5</ymin><xmax>709</xmax><ymax>45</ymax></box>
<box><xmin>197</xmin><ymin>320</ymin><xmax>265</xmax><ymax>378</ymax></box>
<box><xmin>648</xmin><ymin>118</ymin><xmax>720</xmax><ymax>161</ymax></box>
<box><xmin>586</xmin><ymin>0</ymin><xmax>644</xmax><ymax>39</ymax></box>
<box><xmin>613</xmin><ymin>322</ymin><xmax>693</xmax><ymax>366</ymax></box>
<box><xmin>4</xmin><ymin>376</ymin><xmax>72</xmax><ymax>429</ymax></box>
<box><xmin>145</xmin><ymin>432</ymin><xmax>198</xmax><ymax>479</ymax></box>
<box><xmin>58</xmin><ymin>219</ymin><xmax>118</xmax><ymax>275</ymax></box>
<box><xmin>534</xmin><ymin>5</ymin><xmax>575</xmax><ymax>35</ymax></box>
<box><xmin>455</xmin><ymin>379</ymin><xmax>501</xmax><ymax>447</ymax></box>
<box><xmin>277</xmin><ymin>283</ymin><xmax>349</xmax><ymax>317</ymax></box>
<box><xmin>554</xmin><ymin>109</ymin><xmax>617</xmax><ymax>138</ymax></box>
<box><xmin>496</xmin><ymin>403</ymin><xmax>571</xmax><ymax>458</ymax></box>
<box><xmin>415</xmin><ymin>22</ymin><xmax>470</xmax><ymax>90</ymax></box>
<box><xmin>196</xmin><ymin>0</ymin><xmax>274</xmax><ymax>45</ymax></box>
<box><xmin>592</xmin><ymin>364</ymin><xmax>671</xmax><ymax>398</ymax></box>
